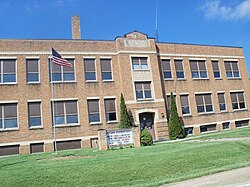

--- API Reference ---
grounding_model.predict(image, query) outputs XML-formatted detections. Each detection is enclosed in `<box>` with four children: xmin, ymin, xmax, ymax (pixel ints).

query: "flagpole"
<box><xmin>50</xmin><ymin>46</ymin><xmax>58</xmax><ymax>154</ymax></box>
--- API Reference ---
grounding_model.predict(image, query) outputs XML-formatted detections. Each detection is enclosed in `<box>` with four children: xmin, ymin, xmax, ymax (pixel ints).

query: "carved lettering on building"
<box><xmin>124</xmin><ymin>39</ymin><xmax>151</xmax><ymax>48</ymax></box>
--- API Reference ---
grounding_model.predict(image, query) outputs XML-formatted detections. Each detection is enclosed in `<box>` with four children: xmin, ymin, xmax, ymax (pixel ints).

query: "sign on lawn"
<box><xmin>106</xmin><ymin>129</ymin><xmax>133</xmax><ymax>147</ymax></box>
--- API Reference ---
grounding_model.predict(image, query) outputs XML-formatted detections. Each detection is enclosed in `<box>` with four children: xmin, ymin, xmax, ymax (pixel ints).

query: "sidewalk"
<box><xmin>161</xmin><ymin>166</ymin><xmax>250</xmax><ymax>187</ymax></box>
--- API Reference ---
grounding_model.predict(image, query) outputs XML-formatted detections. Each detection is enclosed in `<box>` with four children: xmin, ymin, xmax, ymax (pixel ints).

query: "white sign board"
<box><xmin>106</xmin><ymin>129</ymin><xmax>133</xmax><ymax>147</ymax></box>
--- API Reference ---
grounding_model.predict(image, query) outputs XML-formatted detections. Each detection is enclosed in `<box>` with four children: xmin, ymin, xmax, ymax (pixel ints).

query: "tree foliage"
<box><xmin>168</xmin><ymin>92</ymin><xmax>186</xmax><ymax>140</ymax></box>
<box><xmin>140</xmin><ymin>129</ymin><xmax>153</xmax><ymax>146</ymax></box>
<box><xmin>119</xmin><ymin>93</ymin><xmax>131</xmax><ymax>129</ymax></box>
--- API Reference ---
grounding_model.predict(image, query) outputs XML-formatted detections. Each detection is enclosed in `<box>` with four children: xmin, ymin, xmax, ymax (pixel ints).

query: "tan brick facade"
<box><xmin>0</xmin><ymin>29</ymin><xmax>249</xmax><ymax>155</ymax></box>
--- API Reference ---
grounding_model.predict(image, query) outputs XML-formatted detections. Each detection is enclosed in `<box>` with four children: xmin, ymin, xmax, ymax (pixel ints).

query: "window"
<box><xmin>218</xmin><ymin>93</ymin><xmax>226</xmax><ymax>111</ymax></box>
<box><xmin>212</xmin><ymin>61</ymin><xmax>221</xmax><ymax>78</ymax></box>
<box><xmin>225</xmin><ymin>61</ymin><xmax>240</xmax><ymax>78</ymax></box>
<box><xmin>190</xmin><ymin>60</ymin><xmax>207</xmax><ymax>79</ymax></box>
<box><xmin>53</xmin><ymin>100</ymin><xmax>78</xmax><ymax>125</ymax></box>
<box><xmin>230</xmin><ymin>92</ymin><xmax>246</xmax><ymax>110</ymax></box>
<box><xmin>222</xmin><ymin>122</ymin><xmax>230</xmax><ymax>129</ymax></box>
<box><xmin>0</xmin><ymin>103</ymin><xmax>18</xmax><ymax>129</ymax></box>
<box><xmin>235</xmin><ymin>120</ymin><xmax>249</xmax><ymax>128</ymax></box>
<box><xmin>195</xmin><ymin>94</ymin><xmax>213</xmax><ymax>113</ymax></box>
<box><xmin>200</xmin><ymin>124</ymin><xmax>217</xmax><ymax>133</ymax></box>
<box><xmin>174</xmin><ymin>60</ymin><xmax>185</xmax><ymax>79</ymax></box>
<box><xmin>87</xmin><ymin>100</ymin><xmax>100</xmax><ymax>123</ymax></box>
<box><xmin>180</xmin><ymin>95</ymin><xmax>190</xmax><ymax>115</ymax></box>
<box><xmin>84</xmin><ymin>58</ymin><xmax>96</xmax><ymax>81</ymax></box>
<box><xmin>185</xmin><ymin>127</ymin><xmax>193</xmax><ymax>135</ymax></box>
<box><xmin>101</xmin><ymin>59</ymin><xmax>112</xmax><ymax>81</ymax></box>
<box><xmin>162</xmin><ymin>59</ymin><xmax>172</xmax><ymax>79</ymax></box>
<box><xmin>28</xmin><ymin>102</ymin><xmax>42</xmax><ymax>128</ymax></box>
<box><xmin>26</xmin><ymin>59</ymin><xmax>39</xmax><ymax>83</ymax></box>
<box><xmin>104</xmin><ymin>98</ymin><xmax>117</xmax><ymax>122</ymax></box>
<box><xmin>135</xmin><ymin>82</ymin><xmax>152</xmax><ymax>100</ymax></box>
<box><xmin>51</xmin><ymin>59</ymin><xmax>75</xmax><ymax>82</ymax></box>
<box><xmin>132</xmin><ymin>57</ymin><xmax>148</xmax><ymax>70</ymax></box>
<box><xmin>0</xmin><ymin>59</ymin><xmax>16</xmax><ymax>83</ymax></box>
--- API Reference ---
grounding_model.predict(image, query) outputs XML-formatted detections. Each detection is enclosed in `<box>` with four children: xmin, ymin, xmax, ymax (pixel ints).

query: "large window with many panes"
<box><xmin>101</xmin><ymin>59</ymin><xmax>112</xmax><ymax>81</ymax></box>
<box><xmin>174</xmin><ymin>60</ymin><xmax>185</xmax><ymax>79</ymax></box>
<box><xmin>132</xmin><ymin>57</ymin><xmax>148</xmax><ymax>70</ymax></box>
<box><xmin>51</xmin><ymin>59</ymin><xmax>75</xmax><ymax>82</ymax></box>
<box><xmin>26</xmin><ymin>59</ymin><xmax>39</xmax><ymax>83</ymax></box>
<box><xmin>190</xmin><ymin>60</ymin><xmax>207</xmax><ymax>79</ymax></box>
<box><xmin>225</xmin><ymin>61</ymin><xmax>240</xmax><ymax>78</ymax></box>
<box><xmin>212</xmin><ymin>61</ymin><xmax>221</xmax><ymax>78</ymax></box>
<box><xmin>180</xmin><ymin>95</ymin><xmax>190</xmax><ymax>115</ymax></box>
<box><xmin>195</xmin><ymin>94</ymin><xmax>213</xmax><ymax>113</ymax></box>
<box><xmin>104</xmin><ymin>98</ymin><xmax>117</xmax><ymax>122</ymax></box>
<box><xmin>135</xmin><ymin>82</ymin><xmax>152</xmax><ymax>100</ymax></box>
<box><xmin>28</xmin><ymin>102</ymin><xmax>42</xmax><ymax>127</ymax></box>
<box><xmin>0</xmin><ymin>59</ymin><xmax>16</xmax><ymax>84</ymax></box>
<box><xmin>0</xmin><ymin>103</ymin><xmax>18</xmax><ymax>129</ymax></box>
<box><xmin>162</xmin><ymin>59</ymin><xmax>172</xmax><ymax>79</ymax></box>
<box><xmin>217</xmin><ymin>93</ymin><xmax>226</xmax><ymax>111</ymax></box>
<box><xmin>87</xmin><ymin>100</ymin><xmax>100</xmax><ymax>123</ymax></box>
<box><xmin>84</xmin><ymin>58</ymin><xmax>96</xmax><ymax>81</ymax></box>
<box><xmin>53</xmin><ymin>100</ymin><xmax>78</xmax><ymax>125</ymax></box>
<box><xmin>230</xmin><ymin>92</ymin><xmax>246</xmax><ymax>110</ymax></box>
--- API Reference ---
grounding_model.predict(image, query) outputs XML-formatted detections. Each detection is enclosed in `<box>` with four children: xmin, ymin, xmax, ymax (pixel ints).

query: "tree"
<box><xmin>119</xmin><ymin>93</ymin><xmax>131</xmax><ymax>128</ymax></box>
<box><xmin>168</xmin><ymin>92</ymin><xmax>186</xmax><ymax>140</ymax></box>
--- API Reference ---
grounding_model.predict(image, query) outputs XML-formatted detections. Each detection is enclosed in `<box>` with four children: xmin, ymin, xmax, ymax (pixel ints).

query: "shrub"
<box><xmin>140</xmin><ymin>129</ymin><xmax>153</xmax><ymax>146</ymax></box>
<box><xmin>119</xmin><ymin>93</ymin><xmax>131</xmax><ymax>129</ymax></box>
<box><xmin>168</xmin><ymin>92</ymin><xmax>186</xmax><ymax>140</ymax></box>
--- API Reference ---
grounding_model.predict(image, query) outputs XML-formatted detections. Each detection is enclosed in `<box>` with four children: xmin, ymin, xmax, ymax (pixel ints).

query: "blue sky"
<box><xmin>0</xmin><ymin>0</ymin><xmax>250</xmax><ymax>75</ymax></box>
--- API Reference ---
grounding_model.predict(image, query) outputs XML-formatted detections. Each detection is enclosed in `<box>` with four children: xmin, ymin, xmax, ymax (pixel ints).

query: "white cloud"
<box><xmin>200</xmin><ymin>0</ymin><xmax>250</xmax><ymax>20</ymax></box>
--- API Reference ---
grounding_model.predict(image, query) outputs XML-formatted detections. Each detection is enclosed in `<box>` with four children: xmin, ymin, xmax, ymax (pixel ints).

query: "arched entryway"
<box><xmin>139</xmin><ymin>112</ymin><xmax>155</xmax><ymax>140</ymax></box>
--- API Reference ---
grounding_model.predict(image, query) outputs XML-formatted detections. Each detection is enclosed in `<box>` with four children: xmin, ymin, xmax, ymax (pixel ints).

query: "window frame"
<box><xmin>180</xmin><ymin>94</ymin><xmax>191</xmax><ymax>116</ymax></box>
<box><xmin>0</xmin><ymin>102</ymin><xmax>18</xmax><ymax>130</ymax></box>
<box><xmin>50</xmin><ymin>58</ymin><xmax>76</xmax><ymax>83</ymax></box>
<box><xmin>26</xmin><ymin>58</ymin><xmax>40</xmax><ymax>84</ymax></box>
<box><xmin>189</xmin><ymin>60</ymin><xmax>208</xmax><ymax>79</ymax></box>
<box><xmin>87</xmin><ymin>99</ymin><xmax>101</xmax><ymax>124</ymax></box>
<box><xmin>28</xmin><ymin>101</ymin><xmax>43</xmax><ymax>128</ymax></box>
<box><xmin>100</xmin><ymin>58</ymin><xmax>113</xmax><ymax>82</ymax></box>
<box><xmin>131</xmin><ymin>57</ymin><xmax>149</xmax><ymax>70</ymax></box>
<box><xmin>52</xmin><ymin>100</ymin><xmax>79</xmax><ymax>127</ymax></box>
<box><xmin>195</xmin><ymin>93</ymin><xmax>214</xmax><ymax>114</ymax></box>
<box><xmin>135</xmin><ymin>82</ymin><xmax>152</xmax><ymax>100</ymax></box>
<box><xmin>174</xmin><ymin>59</ymin><xmax>185</xmax><ymax>79</ymax></box>
<box><xmin>212</xmin><ymin>60</ymin><xmax>221</xmax><ymax>79</ymax></box>
<box><xmin>84</xmin><ymin>58</ymin><xmax>97</xmax><ymax>82</ymax></box>
<box><xmin>0</xmin><ymin>59</ymin><xmax>17</xmax><ymax>85</ymax></box>
<box><xmin>161</xmin><ymin>59</ymin><xmax>173</xmax><ymax>80</ymax></box>
<box><xmin>104</xmin><ymin>97</ymin><xmax>117</xmax><ymax>123</ymax></box>
<box><xmin>224</xmin><ymin>61</ymin><xmax>240</xmax><ymax>78</ymax></box>
<box><xmin>217</xmin><ymin>92</ymin><xmax>227</xmax><ymax>112</ymax></box>
<box><xmin>230</xmin><ymin>91</ymin><xmax>246</xmax><ymax>111</ymax></box>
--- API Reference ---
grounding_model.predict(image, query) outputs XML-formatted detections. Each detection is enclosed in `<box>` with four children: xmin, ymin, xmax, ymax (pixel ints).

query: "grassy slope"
<box><xmin>1</xmin><ymin>139</ymin><xmax>250</xmax><ymax>186</ymax></box>
<box><xmin>188</xmin><ymin>126</ymin><xmax>250</xmax><ymax>140</ymax></box>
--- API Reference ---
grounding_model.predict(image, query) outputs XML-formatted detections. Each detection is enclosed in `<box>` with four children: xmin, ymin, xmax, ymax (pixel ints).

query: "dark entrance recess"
<box><xmin>139</xmin><ymin>112</ymin><xmax>155</xmax><ymax>140</ymax></box>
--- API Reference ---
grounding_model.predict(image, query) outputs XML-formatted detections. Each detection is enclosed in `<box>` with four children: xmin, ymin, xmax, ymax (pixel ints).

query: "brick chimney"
<box><xmin>72</xmin><ymin>16</ymin><xmax>81</xmax><ymax>39</ymax></box>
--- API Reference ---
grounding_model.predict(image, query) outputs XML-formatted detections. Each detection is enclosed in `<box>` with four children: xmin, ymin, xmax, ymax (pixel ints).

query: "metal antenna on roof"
<box><xmin>155</xmin><ymin>0</ymin><xmax>159</xmax><ymax>42</ymax></box>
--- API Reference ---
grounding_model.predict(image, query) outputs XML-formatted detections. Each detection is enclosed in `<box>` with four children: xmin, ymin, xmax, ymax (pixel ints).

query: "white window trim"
<box><xmin>28</xmin><ymin>101</ymin><xmax>43</xmax><ymax>129</ymax></box>
<box><xmin>26</xmin><ymin>58</ymin><xmax>41</xmax><ymax>84</ymax></box>
<box><xmin>84</xmin><ymin>57</ymin><xmax>97</xmax><ymax>82</ymax></box>
<box><xmin>100</xmin><ymin>58</ymin><xmax>114</xmax><ymax>82</ymax></box>
<box><xmin>0</xmin><ymin>59</ymin><xmax>17</xmax><ymax>85</ymax></box>
<box><xmin>51</xmin><ymin>98</ymin><xmax>78</xmax><ymax>101</ymax></box>
<box><xmin>130</xmin><ymin>55</ymin><xmax>151</xmax><ymax>71</ymax></box>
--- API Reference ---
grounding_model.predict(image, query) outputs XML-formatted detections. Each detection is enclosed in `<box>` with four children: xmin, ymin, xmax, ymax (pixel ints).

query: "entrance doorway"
<box><xmin>139</xmin><ymin>112</ymin><xmax>155</xmax><ymax>140</ymax></box>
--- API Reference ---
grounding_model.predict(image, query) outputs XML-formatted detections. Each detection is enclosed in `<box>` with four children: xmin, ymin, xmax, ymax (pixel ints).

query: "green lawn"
<box><xmin>1</xmin><ymin>129</ymin><xmax>250</xmax><ymax>187</ymax></box>
<box><xmin>187</xmin><ymin>126</ymin><xmax>250</xmax><ymax>140</ymax></box>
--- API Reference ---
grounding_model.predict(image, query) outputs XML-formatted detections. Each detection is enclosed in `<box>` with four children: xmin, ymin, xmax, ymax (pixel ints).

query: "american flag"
<box><xmin>51</xmin><ymin>48</ymin><xmax>73</xmax><ymax>68</ymax></box>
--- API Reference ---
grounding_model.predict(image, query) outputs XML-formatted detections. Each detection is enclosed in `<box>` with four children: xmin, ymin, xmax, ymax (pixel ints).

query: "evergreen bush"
<box><xmin>168</xmin><ymin>92</ymin><xmax>186</xmax><ymax>140</ymax></box>
<box><xmin>140</xmin><ymin>129</ymin><xmax>153</xmax><ymax>146</ymax></box>
<box><xmin>119</xmin><ymin>93</ymin><xmax>131</xmax><ymax>129</ymax></box>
